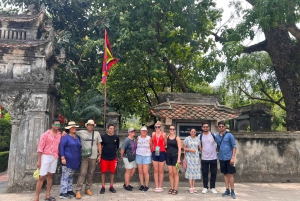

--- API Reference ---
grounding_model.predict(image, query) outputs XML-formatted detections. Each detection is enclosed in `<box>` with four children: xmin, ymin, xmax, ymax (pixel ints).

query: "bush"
<box><xmin>0</xmin><ymin>118</ymin><xmax>12</xmax><ymax>151</ymax></box>
<box><xmin>0</xmin><ymin>151</ymin><xmax>9</xmax><ymax>172</ymax></box>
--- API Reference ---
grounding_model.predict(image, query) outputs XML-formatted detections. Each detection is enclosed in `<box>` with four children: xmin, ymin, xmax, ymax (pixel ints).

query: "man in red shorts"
<box><xmin>100</xmin><ymin>124</ymin><xmax>120</xmax><ymax>194</ymax></box>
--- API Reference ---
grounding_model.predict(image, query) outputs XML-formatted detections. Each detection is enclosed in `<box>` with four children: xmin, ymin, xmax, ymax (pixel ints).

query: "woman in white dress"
<box><xmin>183</xmin><ymin>128</ymin><xmax>201</xmax><ymax>194</ymax></box>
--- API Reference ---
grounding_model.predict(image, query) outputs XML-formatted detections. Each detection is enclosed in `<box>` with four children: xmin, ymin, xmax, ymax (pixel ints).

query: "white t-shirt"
<box><xmin>201</xmin><ymin>132</ymin><xmax>217</xmax><ymax>160</ymax></box>
<box><xmin>136</xmin><ymin>136</ymin><xmax>151</xmax><ymax>156</ymax></box>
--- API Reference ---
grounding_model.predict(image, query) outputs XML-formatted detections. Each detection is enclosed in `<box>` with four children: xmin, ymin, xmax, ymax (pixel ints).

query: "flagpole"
<box><xmin>104</xmin><ymin>82</ymin><xmax>107</xmax><ymax>128</ymax></box>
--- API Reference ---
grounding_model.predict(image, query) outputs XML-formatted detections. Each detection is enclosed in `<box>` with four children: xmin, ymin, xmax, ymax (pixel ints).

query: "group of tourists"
<box><xmin>34</xmin><ymin>119</ymin><xmax>237</xmax><ymax>201</ymax></box>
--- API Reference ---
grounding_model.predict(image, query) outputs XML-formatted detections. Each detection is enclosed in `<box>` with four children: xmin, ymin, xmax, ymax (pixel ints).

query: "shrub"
<box><xmin>0</xmin><ymin>118</ymin><xmax>12</xmax><ymax>151</ymax></box>
<box><xmin>0</xmin><ymin>151</ymin><xmax>9</xmax><ymax>172</ymax></box>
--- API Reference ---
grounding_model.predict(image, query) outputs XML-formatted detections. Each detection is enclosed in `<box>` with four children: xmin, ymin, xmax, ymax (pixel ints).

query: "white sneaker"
<box><xmin>202</xmin><ymin>188</ymin><xmax>208</xmax><ymax>194</ymax></box>
<box><xmin>211</xmin><ymin>188</ymin><xmax>218</xmax><ymax>194</ymax></box>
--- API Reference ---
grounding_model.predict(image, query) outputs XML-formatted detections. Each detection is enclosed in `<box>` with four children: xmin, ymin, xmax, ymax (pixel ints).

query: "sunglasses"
<box><xmin>155</xmin><ymin>126</ymin><xmax>161</xmax><ymax>128</ymax></box>
<box><xmin>53</xmin><ymin>123</ymin><xmax>61</xmax><ymax>127</ymax></box>
<box><xmin>218</xmin><ymin>126</ymin><xmax>225</xmax><ymax>128</ymax></box>
<box><xmin>169</xmin><ymin>128</ymin><xmax>175</xmax><ymax>130</ymax></box>
<box><xmin>202</xmin><ymin>126</ymin><xmax>209</xmax><ymax>128</ymax></box>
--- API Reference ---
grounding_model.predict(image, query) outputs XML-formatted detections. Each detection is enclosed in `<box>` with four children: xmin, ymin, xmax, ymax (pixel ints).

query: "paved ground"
<box><xmin>0</xmin><ymin>173</ymin><xmax>299</xmax><ymax>201</ymax></box>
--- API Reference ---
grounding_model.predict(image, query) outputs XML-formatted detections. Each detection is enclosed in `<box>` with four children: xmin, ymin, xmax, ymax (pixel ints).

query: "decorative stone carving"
<box><xmin>0</xmin><ymin>5</ymin><xmax>60</xmax><ymax>192</ymax></box>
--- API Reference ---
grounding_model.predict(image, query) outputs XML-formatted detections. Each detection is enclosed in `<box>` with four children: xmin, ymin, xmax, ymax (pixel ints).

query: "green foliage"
<box><xmin>0</xmin><ymin>118</ymin><xmax>11</xmax><ymax>151</ymax></box>
<box><xmin>59</xmin><ymin>90</ymin><xmax>113</xmax><ymax>125</ymax></box>
<box><xmin>215</xmin><ymin>52</ymin><xmax>286</xmax><ymax>130</ymax></box>
<box><xmin>0</xmin><ymin>151</ymin><xmax>9</xmax><ymax>172</ymax></box>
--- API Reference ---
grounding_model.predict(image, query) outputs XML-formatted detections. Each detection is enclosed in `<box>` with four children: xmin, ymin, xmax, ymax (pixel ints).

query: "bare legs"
<box><xmin>138</xmin><ymin>164</ymin><xmax>149</xmax><ymax>187</ymax></box>
<box><xmin>224</xmin><ymin>174</ymin><xmax>234</xmax><ymax>190</ymax></box>
<box><xmin>124</xmin><ymin>168</ymin><xmax>136</xmax><ymax>186</ymax></box>
<box><xmin>189</xmin><ymin>179</ymin><xmax>195</xmax><ymax>189</ymax></box>
<box><xmin>168</xmin><ymin>166</ymin><xmax>179</xmax><ymax>190</ymax></box>
<box><xmin>34</xmin><ymin>173</ymin><xmax>54</xmax><ymax>201</ymax></box>
<box><xmin>153</xmin><ymin>160</ymin><xmax>165</xmax><ymax>189</ymax></box>
<box><xmin>101</xmin><ymin>173</ymin><xmax>115</xmax><ymax>187</ymax></box>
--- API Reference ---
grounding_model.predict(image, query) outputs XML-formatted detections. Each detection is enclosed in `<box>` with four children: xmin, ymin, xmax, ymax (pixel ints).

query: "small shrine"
<box><xmin>150</xmin><ymin>93</ymin><xmax>239</xmax><ymax>137</ymax></box>
<box><xmin>230</xmin><ymin>103</ymin><xmax>272</xmax><ymax>131</ymax></box>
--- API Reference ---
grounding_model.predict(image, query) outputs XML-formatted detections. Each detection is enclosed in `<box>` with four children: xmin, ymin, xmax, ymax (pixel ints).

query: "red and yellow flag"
<box><xmin>101</xmin><ymin>29</ymin><xmax>119</xmax><ymax>84</ymax></box>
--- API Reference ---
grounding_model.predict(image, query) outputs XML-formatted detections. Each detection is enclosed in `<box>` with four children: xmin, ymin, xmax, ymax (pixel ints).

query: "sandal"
<box><xmin>44</xmin><ymin>196</ymin><xmax>56</xmax><ymax>201</ymax></box>
<box><xmin>189</xmin><ymin>188</ymin><xmax>194</xmax><ymax>194</ymax></box>
<box><xmin>154</xmin><ymin>188</ymin><xmax>160</xmax><ymax>192</ymax></box>
<box><xmin>172</xmin><ymin>190</ymin><xmax>178</xmax><ymax>195</ymax></box>
<box><xmin>168</xmin><ymin>189</ymin><xmax>174</xmax><ymax>194</ymax></box>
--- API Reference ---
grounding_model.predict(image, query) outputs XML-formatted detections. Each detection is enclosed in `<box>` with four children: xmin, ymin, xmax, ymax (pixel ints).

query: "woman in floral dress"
<box><xmin>183</xmin><ymin>128</ymin><xmax>201</xmax><ymax>194</ymax></box>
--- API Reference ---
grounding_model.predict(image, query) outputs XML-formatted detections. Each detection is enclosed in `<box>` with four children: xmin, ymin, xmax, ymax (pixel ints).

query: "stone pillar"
<box><xmin>106</xmin><ymin>112</ymin><xmax>120</xmax><ymax>134</ymax></box>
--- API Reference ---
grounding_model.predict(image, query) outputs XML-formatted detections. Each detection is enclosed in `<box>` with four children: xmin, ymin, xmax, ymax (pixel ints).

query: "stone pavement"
<box><xmin>0</xmin><ymin>180</ymin><xmax>300</xmax><ymax>201</ymax></box>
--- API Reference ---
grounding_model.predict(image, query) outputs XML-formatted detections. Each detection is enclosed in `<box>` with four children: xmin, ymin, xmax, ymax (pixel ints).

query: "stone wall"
<box><xmin>53</xmin><ymin>131</ymin><xmax>300</xmax><ymax>185</ymax></box>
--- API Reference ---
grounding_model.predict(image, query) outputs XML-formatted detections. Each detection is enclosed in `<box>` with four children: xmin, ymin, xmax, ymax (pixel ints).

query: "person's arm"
<box><xmin>163</xmin><ymin>132</ymin><xmax>167</xmax><ymax>147</ymax></box>
<box><xmin>183</xmin><ymin>138</ymin><xmax>196</xmax><ymax>153</ymax></box>
<box><xmin>120</xmin><ymin>138</ymin><xmax>128</xmax><ymax>160</ymax></box>
<box><xmin>36</xmin><ymin>152</ymin><xmax>42</xmax><ymax>168</ymax></box>
<box><xmin>120</xmin><ymin>149</ymin><xmax>125</xmax><ymax>160</ymax></box>
<box><xmin>176</xmin><ymin>136</ymin><xmax>181</xmax><ymax>164</ymax></box>
<box><xmin>230</xmin><ymin>147</ymin><xmax>237</xmax><ymax>164</ymax></box>
<box><xmin>59</xmin><ymin>137</ymin><xmax>67</xmax><ymax>165</ymax></box>
<box><xmin>97</xmin><ymin>142</ymin><xmax>102</xmax><ymax>161</ymax></box>
<box><xmin>116</xmin><ymin>136</ymin><xmax>120</xmax><ymax>150</ymax></box>
<box><xmin>149</xmin><ymin>136</ymin><xmax>153</xmax><ymax>151</ymax></box>
<box><xmin>36</xmin><ymin>133</ymin><xmax>46</xmax><ymax>168</ymax></box>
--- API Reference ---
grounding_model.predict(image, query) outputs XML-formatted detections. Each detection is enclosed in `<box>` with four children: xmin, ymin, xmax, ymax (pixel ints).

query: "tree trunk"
<box><xmin>265</xmin><ymin>28</ymin><xmax>300</xmax><ymax>130</ymax></box>
<box><xmin>162</xmin><ymin>57</ymin><xmax>188</xmax><ymax>92</ymax></box>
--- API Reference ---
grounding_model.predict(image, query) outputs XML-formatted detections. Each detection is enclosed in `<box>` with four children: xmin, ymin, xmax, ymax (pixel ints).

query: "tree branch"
<box><xmin>238</xmin><ymin>87</ymin><xmax>286</xmax><ymax>110</ymax></box>
<box><xmin>286</xmin><ymin>24</ymin><xmax>300</xmax><ymax>40</ymax></box>
<box><xmin>243</xmin><ymin>40</ymin><xmax>268</xmax><ymax>53</ymax></box>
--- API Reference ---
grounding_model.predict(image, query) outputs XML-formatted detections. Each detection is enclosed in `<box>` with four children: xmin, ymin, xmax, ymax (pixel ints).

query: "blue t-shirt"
<box><xmin>59</xmin><ymin>134</ymin><xmax>82</xmax><ymax>170</ymax></box>
<box><xmin>215</xmin><ymin>132</ymin><xmax>237</xmax><ymax>161</ymax></box>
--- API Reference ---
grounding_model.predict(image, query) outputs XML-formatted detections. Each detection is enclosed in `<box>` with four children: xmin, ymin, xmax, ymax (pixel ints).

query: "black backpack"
<box><xmin>199</xmin><ymin>132</ymin><xmax>216</xmax><ymax>146</ymax></box>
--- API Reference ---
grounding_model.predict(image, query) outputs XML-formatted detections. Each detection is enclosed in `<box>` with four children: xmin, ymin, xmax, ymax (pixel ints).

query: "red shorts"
<box><xmin>100</xmin><ymin>158</ymin><xmax>118</xmax><ymax>173</ymax></box>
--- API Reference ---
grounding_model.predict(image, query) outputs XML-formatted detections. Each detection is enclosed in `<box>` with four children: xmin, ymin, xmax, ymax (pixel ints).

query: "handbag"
<box><xmin>127</xmin><ymin>153</ymin><xmax>136</xmax><ymax>162</ymax></box>
<box><xmin>182</xmin><ymin>157</ymin><xmax>187</xmax><ymax>169</ymax></box>
<box><xmin>81</xmin><ymin>131</ymin><xmax>94</xmax><ymax>158</ymax></box>
<box><xmin>126</xmin><ymin>137</ymin><xmax>136</xmax><ymax>162</ymax></box>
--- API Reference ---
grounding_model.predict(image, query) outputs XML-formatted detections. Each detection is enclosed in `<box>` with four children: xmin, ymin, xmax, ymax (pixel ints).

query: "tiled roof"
<box><xmin>150</xmin><ymin>102</ymin><xmax>239</xmax><ymax>120</ymax></box>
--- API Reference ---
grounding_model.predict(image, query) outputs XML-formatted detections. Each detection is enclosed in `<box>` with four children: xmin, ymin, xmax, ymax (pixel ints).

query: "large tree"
<box><xmin>215</xmin><ymin>0</ymin><xmax>300</xmax><ymax>130</ymax></box>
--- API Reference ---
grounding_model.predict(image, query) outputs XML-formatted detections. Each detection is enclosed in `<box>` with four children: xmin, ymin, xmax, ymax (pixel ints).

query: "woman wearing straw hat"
<box><xmin>59</xmin><ymin>121</ymin><xmax>81</xmax><ymax>199</ymax></box>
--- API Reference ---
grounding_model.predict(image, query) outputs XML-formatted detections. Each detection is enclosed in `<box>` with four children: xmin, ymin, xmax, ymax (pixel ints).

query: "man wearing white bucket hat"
<box><xmin>74</xmin><ymin>120</ymin><xmax>102</xmax><ymax>199</ymax></box>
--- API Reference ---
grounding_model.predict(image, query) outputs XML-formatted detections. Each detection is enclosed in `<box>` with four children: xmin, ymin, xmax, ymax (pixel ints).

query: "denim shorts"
<box><xmin>135</xmin><ymin>154</ymin><xmax>152</xmax><ymax>165</ymax></box>
<box><xmin>151</xmin><ymin>151</ymin><xmax>166</xmax><ymax>162</ymax></box>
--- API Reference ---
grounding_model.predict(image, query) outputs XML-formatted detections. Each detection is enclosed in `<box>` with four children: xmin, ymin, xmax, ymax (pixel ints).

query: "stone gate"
<box><xmin>0</xmin><ymin>6</ymin><xmax>62</xmax><ymax>192</ymax></box>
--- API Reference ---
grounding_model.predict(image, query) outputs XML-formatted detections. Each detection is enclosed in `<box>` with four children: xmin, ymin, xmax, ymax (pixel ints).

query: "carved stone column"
<box><xmin>106</xmin><ymin>112</ymin><xmax>120</xmax><ymax>134</ymax></box>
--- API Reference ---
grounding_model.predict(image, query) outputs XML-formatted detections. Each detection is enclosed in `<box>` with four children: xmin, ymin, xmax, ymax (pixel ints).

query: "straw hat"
<box><xmin>65</xmin><ymin>121</ymin><xmax>79</xmax><ymax>129</ymax></box>
<box><xmin>85</xmin><ymin>119</ymin><xmax>96</xmax><ymax>127</ymax></box>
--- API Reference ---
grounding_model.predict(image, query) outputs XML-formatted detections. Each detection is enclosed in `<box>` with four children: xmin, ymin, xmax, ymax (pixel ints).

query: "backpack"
<box><xmin>199</xmin><ymin>132</ymin><xmax>216</xmax><ymax>146</ymax></box>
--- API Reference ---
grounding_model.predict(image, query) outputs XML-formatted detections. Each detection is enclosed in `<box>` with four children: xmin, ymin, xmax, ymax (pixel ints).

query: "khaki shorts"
<box><xmin>123</xmin><ymin>157</ymin><xmax>137</xmax><ymax>169</ymax></box>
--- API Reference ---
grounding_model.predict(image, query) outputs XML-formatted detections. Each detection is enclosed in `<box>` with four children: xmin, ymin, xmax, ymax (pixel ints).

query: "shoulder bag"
<box><xmin>81</xmin><ymin>131</ymin><xmax>94</xmax><ymax>158</ymax></box>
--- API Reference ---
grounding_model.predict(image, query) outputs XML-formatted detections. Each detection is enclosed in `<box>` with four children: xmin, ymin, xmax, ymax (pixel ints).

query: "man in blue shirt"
<box><xmin>215</xmin><ymin>121</ymin><xmax>237</xmax><ymax>199</ymax></box>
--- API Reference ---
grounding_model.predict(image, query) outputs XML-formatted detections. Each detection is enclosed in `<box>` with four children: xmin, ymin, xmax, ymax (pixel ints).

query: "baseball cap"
<box><xmin>128</xmin><ymin>127</ymin><xmax>135</xmax><ymax>132</ymax></box>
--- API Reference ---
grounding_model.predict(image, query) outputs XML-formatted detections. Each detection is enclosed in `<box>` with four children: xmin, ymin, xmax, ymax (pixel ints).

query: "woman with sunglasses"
<box><xmin>183</xmin><ymin>128</ymin><xmax>201</xmax><ymax>194</ymax></box>
<box><xmin>151</xmin><ymin>121</ymin><xmax>167</xmax><ymax>192</ymax></box>
<box><xmin>166</xmin><ymin>125</ymin><xmax>181</xmax><ymax>195</ymax></box>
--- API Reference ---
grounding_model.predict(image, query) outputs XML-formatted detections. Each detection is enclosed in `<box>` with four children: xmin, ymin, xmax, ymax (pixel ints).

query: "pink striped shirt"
<box><xmin>37</xmin><ymin>129</ymin><xmax>62</xmax><ymax>158</ymax></box>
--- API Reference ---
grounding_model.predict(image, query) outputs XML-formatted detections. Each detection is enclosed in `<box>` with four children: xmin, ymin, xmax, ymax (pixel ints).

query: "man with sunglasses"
<box><xmin>34</xmin><ymin>118</ymin><xmax>62</xmax><ymax>201</ymax></box>
<box><xmin>198</xmin><ymin>122</ymin><xmax>218</xmax><ymax>194</ymax></box>
<box><xmin>215</xmin><ymin>121</ymin><xmax>237</xmax><ymax>199</ymax></box>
